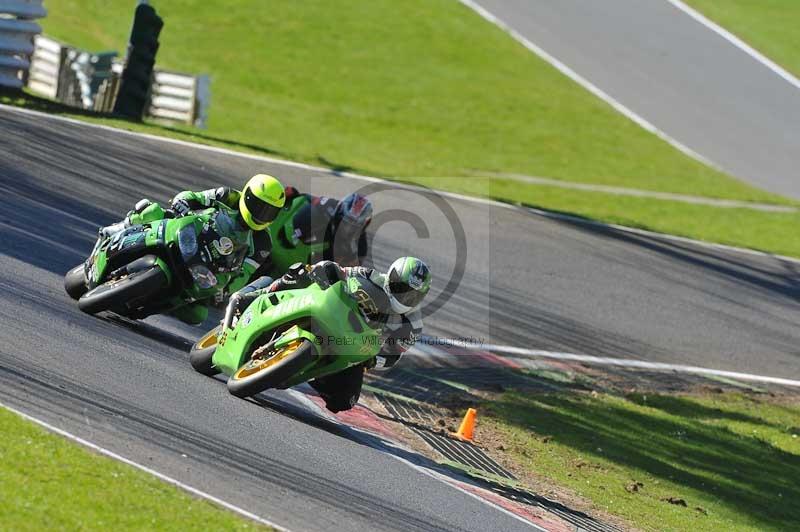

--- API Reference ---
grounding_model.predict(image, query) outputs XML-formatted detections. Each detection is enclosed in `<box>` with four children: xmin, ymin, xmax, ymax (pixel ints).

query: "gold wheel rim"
<box><xmin>234</xmin><ymin>340</ymin><xmax>302</xmax><ymax>380</ymax></box>
<box><xmin>197</xmin><ymin>329</ymin><xmax>219</xmax><ymax>349</ymax></box>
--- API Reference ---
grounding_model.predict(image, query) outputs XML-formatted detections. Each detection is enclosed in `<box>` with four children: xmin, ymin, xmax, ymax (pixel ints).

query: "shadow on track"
<box><xmin>0</xmin><ymin>357</ymin><xmax>463</xmax><ymax>532</ymax></box>
<box><xmin>551</xmin><ymin>214</ymin><xmax>800</xmax><ymax>307</ymax></box>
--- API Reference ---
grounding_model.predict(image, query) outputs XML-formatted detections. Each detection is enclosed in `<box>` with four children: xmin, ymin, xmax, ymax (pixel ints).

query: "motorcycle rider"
<box><xmin>227</xmin><ymin>256</ymin><xmax>432</xmax><ymax>412</ymax></box>
<box><xmin>101</xmin><ymin>174</ymin><xmax>286</xmax><ymax>324</ymax></box>
<box><xmin>274</xmin><ymin>187</ymin><xmax>373</xmax><ymax>267</ymax></box>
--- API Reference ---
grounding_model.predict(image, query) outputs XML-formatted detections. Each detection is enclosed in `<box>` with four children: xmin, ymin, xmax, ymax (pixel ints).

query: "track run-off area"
<box><xmin>1</xmin><ymin>103</ymin><xmax>799</xmax><ymax>531</ymax></box>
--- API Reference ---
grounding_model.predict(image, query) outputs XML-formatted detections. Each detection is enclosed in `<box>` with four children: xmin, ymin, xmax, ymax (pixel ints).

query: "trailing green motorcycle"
<box><xmin>65</xmin><ymin>202</ymin><xmax>253</xmax><ymax>319</ymax></box>
<box><xmin>189</xmin><ymin>269</ymin><xmax>382</xmax><ymax>398</ymax></box>
<box><xmin>263</xmin><ymin>194</ymin><xmax>325</xmax><ymax>277</ymax></box>
<box><xmin>262</xmin><ymin>192</ymin><xmax>368</xmax><ymax>278</ymax></box>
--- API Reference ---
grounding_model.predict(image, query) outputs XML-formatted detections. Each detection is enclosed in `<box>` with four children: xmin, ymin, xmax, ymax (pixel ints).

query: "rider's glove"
<box><xmin>171</xmin><ymin>198</ymin><xmax>192</xmax><ymax>217</ymax></box>
<box><xmin>133</xmin><ymin>199</ymin><xmax>152</xmax><ymax>214</ymax></box>
<box><xmin>372</xmin><ymin>353</ymin><xmax>402</xmax><ymax>371</ymax></box>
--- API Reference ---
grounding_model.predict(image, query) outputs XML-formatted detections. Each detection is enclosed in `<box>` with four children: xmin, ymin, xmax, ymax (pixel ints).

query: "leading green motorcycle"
<box><xmin>189</xmin><ymin>269</ymin><xmax>382</xmax><ymax>398</ymax></box>
<box><xmin>65</xmin><ymin>202</ymin><xmax>253</xmax><ymax>319</ymax></box>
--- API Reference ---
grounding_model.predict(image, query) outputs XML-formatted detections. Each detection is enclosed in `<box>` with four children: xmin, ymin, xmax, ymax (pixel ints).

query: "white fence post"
<box><xmin>0</xmin><ymin>0</ymin><xmax>47</xmax><ymax>89</ymax></box>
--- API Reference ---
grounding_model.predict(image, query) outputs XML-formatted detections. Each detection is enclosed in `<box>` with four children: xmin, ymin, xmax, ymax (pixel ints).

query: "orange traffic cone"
<box><xmin>451</xmin><ymin>408</ymin><xmax>477</xmax><ymax>442</ymax></box>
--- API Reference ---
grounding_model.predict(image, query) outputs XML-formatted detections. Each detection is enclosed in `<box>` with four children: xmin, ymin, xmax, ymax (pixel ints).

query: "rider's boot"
<box><xmin>169</xmin><ymin>302</ymin><xmax>209</xmax><ymax>325</ymax></box>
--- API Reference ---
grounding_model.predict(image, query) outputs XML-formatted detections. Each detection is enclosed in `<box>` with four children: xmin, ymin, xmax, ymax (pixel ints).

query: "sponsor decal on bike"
<box><xmin>214</xmin><ymin>236</ymin><xmax>234</xmax><ymax>256</ymax></box>
<box><xmin>122</xmin><ymin>232</ymin><xmax>146</xmax><ymax>248</ymax></box>
<box><xmin>157</xmin><ymin>221</ymin><xmax>166</xmax><ymax>242</ymax></box>
<box><xmin>190</xmin><ymin>265</ymin><xmax>218</xmax><ymax>289</ymax></box>
<box><xmin>239</xmin><ymin>309</ymin><xmax>253</xmax><ymax>329</ymax></box>
<box><xmin>291</xmin><ymin>227</ymin><xmax>303</xmax><ymax>246</ymax></box>
<box><xmin>265</xmin><ymin>294</ymin><xmax>315</xmax><ymax>319</ymax></box>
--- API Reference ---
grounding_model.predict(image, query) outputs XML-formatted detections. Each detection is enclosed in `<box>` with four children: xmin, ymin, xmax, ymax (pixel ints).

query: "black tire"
<box><xmin>64</xmin><ymin>264</ymin><xmax>88</xmax><ymax>300</ymax></box>
<box><xmin>227</xmin><ymin>338</ymin><xmax>316</xmax><ymax>398</ymax></box>
<box><xmin>190</xmin><ymin>325</ymin><xmax>221</xmax><ymax>376</ymax></box>
<box><xmin>77</xmin><ymin>267</ymin><xmax>167</xmax><ymax>316</ymax></box>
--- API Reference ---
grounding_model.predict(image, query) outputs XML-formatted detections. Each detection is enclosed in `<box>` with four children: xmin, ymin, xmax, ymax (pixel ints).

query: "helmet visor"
<box><xmin>244</xmin><ymin>189</ymin><xmax>281</xmax><ymax>225</ymax></box>
<box><xmin>388</xmin><ymin>269</ymin><xmax>425</xmax><ymax>309</ymax></box>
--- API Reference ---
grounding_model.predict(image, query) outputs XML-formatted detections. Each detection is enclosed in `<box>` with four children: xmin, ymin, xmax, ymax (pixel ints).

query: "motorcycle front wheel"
<box><xmin>227</xmin><ymin>338</ymin><xmax>315</xmax><ymax>398</ymax></box>
<box><xmin>189</xmin><ymin>325</ymin><xmax>221</xmax><ymax>376</ymax></box>
<box><xmin>77</xmin><ymin>267</ymin><xmax>166</xmax><ymax>316</ymax></box>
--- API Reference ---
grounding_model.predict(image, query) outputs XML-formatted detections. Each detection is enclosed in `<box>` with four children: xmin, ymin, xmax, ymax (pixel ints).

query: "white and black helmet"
<box><xmin>384</xmin><ymin>257</ymin><xmax>431</xmax><ymax>313</ymax></box>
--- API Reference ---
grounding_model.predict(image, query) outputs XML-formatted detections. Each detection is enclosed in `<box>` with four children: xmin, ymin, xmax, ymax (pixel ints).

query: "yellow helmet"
<box><xmin>239</xmin><ymin>174</ymin><xmax>286</xmax><ymax>230</ymax></box>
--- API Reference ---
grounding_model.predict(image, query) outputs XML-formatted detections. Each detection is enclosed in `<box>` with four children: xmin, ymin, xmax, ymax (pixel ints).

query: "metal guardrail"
<box><xmin>146</xmin><ymin>69</ymin><xmax>209</xmax><ymax>128</ymax></box>
<box><xmin>62</xmin><ymin>49</ymin><xmax>117</xmax><ymax>109</ymax></box>
<box><xmin>27</xmin><ymin>34</ymin><xmax>118</xmax><ymax>110</ymax></box>
<box><xmin>27</xmin><ymin>34</ymin><xmax>61</xmax><ymax>97</ymax></box>
<box><xmin>0</xmin><ymin>0</ymin><xmax>46</xmax><ymax>89</ymax></box>
<box><xmin>25</xmin><ymin>34</ymin><xmax>209</xmax><ymax>128</ymax></box>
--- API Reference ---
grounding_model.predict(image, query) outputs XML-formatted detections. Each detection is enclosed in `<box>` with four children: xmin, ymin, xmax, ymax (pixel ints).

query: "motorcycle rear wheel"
<box><xmin>78</xmin><ymin>267</ymin><xmax>166</xmax><ymax>316</ymax></box>
<box><xmin>227</xmin><ymin>338</ymin><xmax>315</xmax><ymax>398</ymax></box>
<box><xmin>190</xmin><ymin>325</ymin><xmax>222</xmax><ymax>376</ymax></box>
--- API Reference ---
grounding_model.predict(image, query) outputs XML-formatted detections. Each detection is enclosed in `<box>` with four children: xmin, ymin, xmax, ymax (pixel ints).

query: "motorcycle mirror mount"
<box><xmin>223</xmin><ymin>293</ymin><xmax>242</xmax><ymax>331</ymax></box>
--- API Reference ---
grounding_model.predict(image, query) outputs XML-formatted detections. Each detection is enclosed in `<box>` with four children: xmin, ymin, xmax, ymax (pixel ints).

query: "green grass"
<box><xmin>684</xmin><ymin>0</ymin><xmax>800</xmax><ymax>78</ymax></box>
<box><xmin>0</xmin><ymin>407</ymin><xmax>271</xmax><ymax>531</ymax></box>
<box><xmin>35</xmin><ymin>0</ymin><xmax>783</xmax><ymax>201</ymax></box>
<box><xmin>7</xmin><ymin>0</ymin><xmax>798</xmax><ymax>257</ymax></box>
<box><xmin>407</xmin><ymin>177</ymin><xmax>800</xmax><ymax>257</ymax></box>
<box><xmin>483</xmin><ymin>391</ymin><xmax>800</xmax><ymax>531</ymax></box>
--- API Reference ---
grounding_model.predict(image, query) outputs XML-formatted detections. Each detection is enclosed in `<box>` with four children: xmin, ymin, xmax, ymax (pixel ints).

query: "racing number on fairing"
<box><xmin>352</xmin><ymin>287</ymin><xmax>378</xmax><ymax>319</ymax></box>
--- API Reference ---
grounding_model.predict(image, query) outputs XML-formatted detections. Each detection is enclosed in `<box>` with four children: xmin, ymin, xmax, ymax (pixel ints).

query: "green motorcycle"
<box><xmin>264</xmin><ymin>194</ymin><xmax>326</xmax><ymax>277</ymax></box>
<box><xmin>65</xmin><ymin>203</ymin><xmax>252</xmax><ymax>319</ymax></box>
<box><xmin>189</xmin><ymin>270</ymin><xmax>382</xmax><ymax>398</ymax></box>
<box><xmin>263</xmin><ymin>193</ymin><xmax>368</xmax><ymax>279</ymax></box>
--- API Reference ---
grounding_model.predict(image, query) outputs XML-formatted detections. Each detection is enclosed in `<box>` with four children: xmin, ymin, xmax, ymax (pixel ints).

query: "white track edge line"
<box><xmin>431</xmin><ymin>339</ymin><xmax>800</xmax><ymax>388</ymax></box>
<box><xmin>0</xmin><ymin>401</ymin><xmax>291</xmax><ymax>532</ymax></box>
<box><xmin>666</xmin><ymin>0</ymin><xmax>800</xmax><ymax>91</ymax></box>
<box><xmin>3</xmin><ymin>102</ymin><xmax>798</xmax><ymax>266</ymax></box>
<box><xmin>457</xmin><ymin>0</ymin><xmax>721</xmax><ymax>169</ymax></box>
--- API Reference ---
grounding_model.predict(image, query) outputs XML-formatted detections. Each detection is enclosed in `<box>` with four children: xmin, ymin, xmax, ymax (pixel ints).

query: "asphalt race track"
<box><xmin>1</xmin><ymin>106</ymin><xmax>799</xmax><ymax>530</ymax></box>
<box><xmin>466</xmin><ymin>0</ymin><xmax>800</xmax><ymax>198</ymax></box>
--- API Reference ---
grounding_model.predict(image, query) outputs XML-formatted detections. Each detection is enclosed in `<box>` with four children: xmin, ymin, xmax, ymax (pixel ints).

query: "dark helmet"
<box><xmin>384</xmin><ymin>257</ymin><xmax>431</xmax><ymax>313</ymax></box>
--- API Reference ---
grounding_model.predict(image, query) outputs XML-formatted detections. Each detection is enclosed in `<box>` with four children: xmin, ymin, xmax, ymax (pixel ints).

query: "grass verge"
<box><xmin>482</xmin><ymin>391</ymin><xmax>800</xmax><ymax>531</ymax></box>
<box><xmin>684</xmin><ymin>0</ymin><xmax>800</xmax><ymax>78</ymax></box>
<box><xmin>33</xmin><ymin>0</ymin><xmax>789</xmax><ymax>204</ymax></box>
<box><xmin>0</xmin><ymin>407</ymin><xmax>271</xmax><ymax>531</ymax></box>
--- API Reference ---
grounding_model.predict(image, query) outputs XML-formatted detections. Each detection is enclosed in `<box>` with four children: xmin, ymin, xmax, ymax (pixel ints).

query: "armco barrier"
<box><xmin>25</xmin><ymin>31</ymin><xmax>210</xmax><ymax>127</ymax></box>
<box><xmin>27</xmin><ymin>34</ymin><xmax>118</xmax><ymax>110</ymax></box>
<box><xmin>60</xmin><ymin>49</ymin><xmax>117</xmax><ymax>109</ymax></box>
<box><xmin>27</xmin><ymin>34</ymin><xmax>61</xmax><ymax>98</ymax></box>
<box><xmin>146</xmin><ymin>69</ymin><xmax>209</xmax><ymax>128</ymax></box>
<box><xmin>0</xmin><ymin>0</ymin><xmax>46</xmax><ymax>89</ymax></box>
